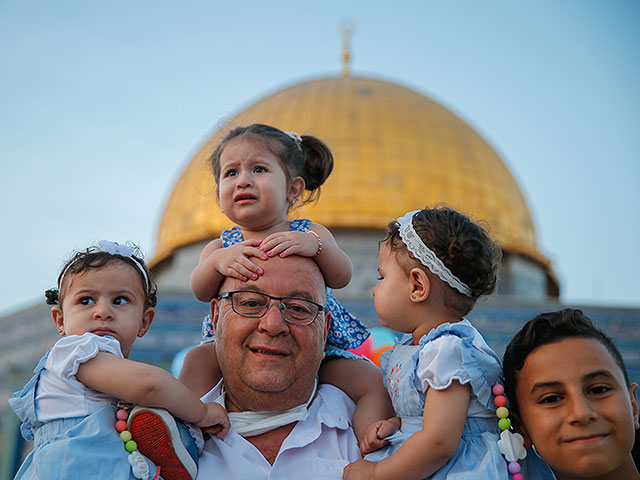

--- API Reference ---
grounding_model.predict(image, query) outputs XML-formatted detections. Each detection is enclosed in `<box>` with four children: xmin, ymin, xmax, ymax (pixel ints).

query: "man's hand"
<box><xmin>198</xmin><ymin>402</ymin><xmax>230</xmax><ymax>438</ymax></box>
<box><xmin>343</xmin><ymin>459</ymin><xmax>377</xmax><ymax>480</ymax></box>
<box><xmin>359</xmin><ymin>419</ymin><xmax>399</xmax><ymax>454</ymax></box>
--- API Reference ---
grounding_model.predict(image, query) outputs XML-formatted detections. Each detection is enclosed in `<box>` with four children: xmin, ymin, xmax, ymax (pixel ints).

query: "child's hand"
<box><xmin>342</xmin><ymin>459</ymin><xmax>376</xmax><ymax>480</ymax></box>
<box><xmin>359</xmin><ymin>419</ymin><xmax>399</xmax><ymax>454</ymax></box>
<box><xmin>198</xmin><ymin>402</ymin><xmax>230</xmax><ymax>438</ymax></box>
<box><xmin>212</xmin><ymin>239</ymin><xmax>267</xmax><ymax>281</ymax></box>
<box><xmin>259</xmin><ymin>231</ymin><xmax>318</xmax><ymax>258</ymax></box>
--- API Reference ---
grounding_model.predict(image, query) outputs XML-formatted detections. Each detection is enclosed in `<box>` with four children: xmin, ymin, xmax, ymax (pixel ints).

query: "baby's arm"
<box><xmin>178</xmin><ymin>342</ymin><xmax>222</xmax><ymax>397</ymax></box>
<box><xmin>343</xmin><ymin>381</ymin><xmax>470</xmax><ymax>480</ymax></box>
<box><xmin>319</xmin><ymin>357</ymin><xmax>395</xmax><ymax>451</ymax></box>
<box><xmin>76</xmin><ymin>351</ymin><xmax>228</xmax><ymax>433</ymax></box>
<box><xmin>259</xmin><ymin>223</ymin><xmax>352</xmax><ymax>289</ymax></box>
<box><xmin>190</xmin><ymin>238</ymin><xmax>267</xmax><ymax>301</ymax></box>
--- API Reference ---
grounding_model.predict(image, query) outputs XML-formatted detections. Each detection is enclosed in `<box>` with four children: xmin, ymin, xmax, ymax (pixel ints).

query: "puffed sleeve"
<box><xmin>46</xmin><ymin>333</ymin><xmax>123</xmax><ymax>380</ymax></box>
<box><xmin>415</xmin><ymin>335</ymin><xmax>469</xmax><ymax>392</ymax></box>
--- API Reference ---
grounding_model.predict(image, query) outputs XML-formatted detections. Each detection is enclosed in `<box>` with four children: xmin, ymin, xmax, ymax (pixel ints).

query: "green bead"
<box><xmin>125</xmin><ymin>440</ymin><xmax>137</xmax><ymax>453</ymax></box>
<box><xmin>120</xmin><ymin>430</ymin><xmax>132</xmax><ymax>442</ymax></box>
<box><xmin>496</xmin><ymin>407</ymin><xmax>509</xmax><ymax>419</ymax></box>
<box><xmin>498</xmin><ymin>418</ymin><xmax>511</xmax><ymax>431</ymax></box>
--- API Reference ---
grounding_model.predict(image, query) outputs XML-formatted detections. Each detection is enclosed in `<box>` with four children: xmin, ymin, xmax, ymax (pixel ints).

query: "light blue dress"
<box><xmin>201</xmin><ymin>219</ymin><xmax>369</xmax><ymax>359</ymax></box>
<box><xmin>366</xmin><ymin>320</ymin><xmax>555</xmax><ymax>479</ymax></box>
<box><xmin>9</xmin><ymin>336</ymin><xmax>162</xmax><ymax>480</ymax></box>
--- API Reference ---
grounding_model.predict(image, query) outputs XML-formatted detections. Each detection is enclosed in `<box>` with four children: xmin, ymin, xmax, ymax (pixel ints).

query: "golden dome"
<box><xmin>152</xmin><ymin>75</ymin><xmax>550</xmax><ymax>275</ymax></box>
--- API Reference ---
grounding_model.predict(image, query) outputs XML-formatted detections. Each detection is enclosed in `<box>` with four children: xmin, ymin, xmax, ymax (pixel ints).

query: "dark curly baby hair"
<box><xmin>384</xmin><ymin>205</ymin><xmax>502</xmax><ymax>315</ymax></box>
<box><xmin>209</xmin><ymin>123</ymin><xmax>334</xmax><ymax>207</ymax></box>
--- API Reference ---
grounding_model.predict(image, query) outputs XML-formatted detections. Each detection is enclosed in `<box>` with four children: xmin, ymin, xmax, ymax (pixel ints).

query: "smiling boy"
<box><xmin>503</xmin><ymin>308</ymin><xmax>639</xmax><ymax>480</ymax></box>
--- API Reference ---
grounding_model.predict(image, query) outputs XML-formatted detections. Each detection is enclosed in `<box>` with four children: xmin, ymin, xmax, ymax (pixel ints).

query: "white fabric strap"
<box><xmin>397</xmin><ymin>210</ymin><xmax>472</xmax><ymax>297</ymax></box>
<box><xmin>215</xmin><ymin>379</ymin><xmax>317</xmax><ymax>437</ymax></box>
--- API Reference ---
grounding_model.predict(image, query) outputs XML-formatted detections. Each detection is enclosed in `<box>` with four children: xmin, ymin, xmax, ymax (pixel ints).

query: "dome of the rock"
<box><xmin>151</xmin><ymin>75</ymin><xmax>557</xmax><ymax>296</ymax></box>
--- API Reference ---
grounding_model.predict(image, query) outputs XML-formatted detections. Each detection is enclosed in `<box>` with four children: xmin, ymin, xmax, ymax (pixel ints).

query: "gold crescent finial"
<box><xmin>338</xmin><ymin>19</ymin><xmax>356</xmax><ymax>77</ymax></box>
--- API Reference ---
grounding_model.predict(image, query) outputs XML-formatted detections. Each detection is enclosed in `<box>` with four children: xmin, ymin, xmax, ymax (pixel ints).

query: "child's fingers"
<box><xmin>243</xmin><ymin>246</ymin><xmax>269</xmax><ymax>261</ymax></box>
<box><xmin>224</xmin><ymin>256</ymin><xmax>265</xmax><ymax>280</ymax></box>
<box><xmin>258</xmin><ymin>236</ymin><xmax>287</xmax><ymax>253</ymax></box>
<box><xmin>240</xmin><ymin>238</ymin><xmax>262</xmax><ymax>247</ymax></box>
<box><xmin>264</xmin><ymin>242</ymin><xmax>293</xmax><ymax>257</ymax></box>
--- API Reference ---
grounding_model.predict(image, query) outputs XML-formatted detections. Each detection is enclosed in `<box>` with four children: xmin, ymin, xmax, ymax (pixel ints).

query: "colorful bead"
<box><xmin>116</xmin><ymin>408</ymin><xmax>129</xmax><ymax>421</ymax></box>
<box><xmin>115</xmin><ymin>420</ymin><xmax>128</xmax><ymax>432</ymax></box>
<box><xmin>125</xmin><ymin>440</ymin><xmax>138</xmax><ymax>453</ymax></box>
<box><xmin>494</xmin><ymin>395</ymin><xmax>507</xmax><ymax>407</ymax></box>
<box><xmin>508</xmin><ymin>461</ymin><xmax>521</xmax><ymax>474</ymax></box>
<box><xmin>120</xmin><ymin>430</ymin><xmax>132</xmax><ymax>442</ymax></box>
<box><xmin>496</xmin><ymin>406</ymin><xmax>509</xmax><ymax>418</ymax></box>
<box><xmin>498</xmin><ymin>418</ymin><xmax>511</xmax><ymax>430</ymax></box>
<box><xmin>492</xmin><ymin>384</ymin><xmax>505</xmax><ymax>395</ymax></box>
<box><xmin>512</xmin><ymin>474</ymin><xmax>524</xmax><ymax>480</ymax></box>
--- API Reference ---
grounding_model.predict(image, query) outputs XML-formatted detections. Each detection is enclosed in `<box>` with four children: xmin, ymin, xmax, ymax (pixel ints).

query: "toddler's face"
<box><xmin>514</xmin><ymin>337</ymin><xmax>639</xmax><ymax>479</ymax></box>
<box><xmin>373</xmin><ymin>242</ymin><xmax>414</xmax><ymax>333</ymax></box>
<box><xmin>217</xmin><ymin>138</ymin><xmax>300</xmax><ymax>230</ymax></box>
<box><xmin>52</xmin><ymin>263</ymin><xmax>154</xmax><ymax>357</ymax></box>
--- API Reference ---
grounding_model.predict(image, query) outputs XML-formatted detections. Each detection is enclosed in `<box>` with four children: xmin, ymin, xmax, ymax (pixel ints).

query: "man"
<box><xmin>196</xmin><ymin>255</ymin><xmax>361</xmax><ymax>478</ymax></box>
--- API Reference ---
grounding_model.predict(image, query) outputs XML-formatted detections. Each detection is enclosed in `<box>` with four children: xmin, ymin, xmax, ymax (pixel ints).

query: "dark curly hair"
<box><xmin>502</xmin><ymin>308</ymin><xmax>630</xmax><ymax>417</ymax></box>
<box><xmin>208</xmin><ymin>123</ymin><xmax>333</xmax><ymax>207</ymax></box>
<box><xmin>45</xmin><ymin>244</ymin><xmax>157</xmax><ymax>308</ymax></box>
<box><xmin>383</xmin><ymin>205</ymin><xmax>502</xmax><ymax>315</ymax></box>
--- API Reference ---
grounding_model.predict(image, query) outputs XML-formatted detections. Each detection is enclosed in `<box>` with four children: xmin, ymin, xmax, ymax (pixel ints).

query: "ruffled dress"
<box><xmin>9</xmin><ymin>333</ymin><xmax>161</xmax><ymax>480</ymax></box>
<box><xmin>366</xmin><ymin>320</ymin><xmax>555</xmax><ymax>479</ymax></box>
<box><xmin>201</xmin><ymin>219</ymin><xmax>369</xmax><ymax>358</ymax></box>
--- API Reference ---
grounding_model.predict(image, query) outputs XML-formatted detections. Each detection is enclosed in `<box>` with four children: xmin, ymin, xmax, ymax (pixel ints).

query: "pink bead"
<box><xmin>116</xmin><ymin>409</ymin><xmax>129</xmax><ymax>421</ymax></box>
<box><xmin>492</xmin><ymin>384</ymin><xmax>505</xmax><ymax>395</ymax></box>
<box><xmin>508</xmin><ymin>462</ymin><xmax>521</xmax><ymax>474</ymax></box>
<box><xmin>494</xmin><ymin>395</ymin><xmax>507</xmax><ymax>407</ymax></box>
<box><xmin>512</xmin><ymin>474</ymin><xmax>524</xmax><ymax>480</ymax></box>
<box><xmin>115</xmin><ymin>420</ymin><xmax>128</xmax><ymax>432</ymax></box>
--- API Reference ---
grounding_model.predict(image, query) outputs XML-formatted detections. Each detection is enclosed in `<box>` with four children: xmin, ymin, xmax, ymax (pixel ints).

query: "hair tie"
<box><xmin>396</xmin><ymin>210</ymin><xmax>472</xmax><ymax>297</ymax></box>
<box><xmin>284</xmin><ymin>130</ymin><xmax>303</xmax><ymax>150</ymax></box>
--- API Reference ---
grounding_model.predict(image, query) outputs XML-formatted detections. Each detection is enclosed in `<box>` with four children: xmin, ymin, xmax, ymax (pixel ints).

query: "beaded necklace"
<box><xmin>493</xmin><ymin>383</ymin><xmax>526</xmax><ymax>480</ymax></box>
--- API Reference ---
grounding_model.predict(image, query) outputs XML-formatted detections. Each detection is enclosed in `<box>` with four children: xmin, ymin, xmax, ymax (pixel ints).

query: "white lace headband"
<box><xmin>397</xmin><ymin>210</ymin><xmax>472</xmax><ymax>297</ymax></box>
<box><xmin>58</xmin><ymin>240</ymin><xmax>150</xmax><ymax>292</ymax></box>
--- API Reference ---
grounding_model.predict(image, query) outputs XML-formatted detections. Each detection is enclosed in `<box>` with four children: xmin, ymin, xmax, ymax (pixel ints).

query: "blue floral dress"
<box><xmin>9</xmin><ymin>335</ymin><xmax>162</xmax><ymax>480</ymax></box>
<box><xmin>200</xmin><ymin>219</ymin><xmax>369</xmax><ymax>358</ymax></box>
<box><xmin>366</xmin><ymin>320</ymin><xmax>555</xmax><ymax>479</ymax></box>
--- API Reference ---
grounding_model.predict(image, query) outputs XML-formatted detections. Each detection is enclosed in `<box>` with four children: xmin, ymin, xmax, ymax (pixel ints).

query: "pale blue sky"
<box><xmin>1</xmin><ymin>1</ymin><xmax>638</xmax><ymax>315</ymax></box>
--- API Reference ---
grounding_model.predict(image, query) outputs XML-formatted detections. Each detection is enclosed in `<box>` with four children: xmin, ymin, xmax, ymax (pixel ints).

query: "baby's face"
<box><xmin>515</xmin><ymin>337</ymin><xmax>639</xmax><ymax>479</ymax></box>
<box><xmin>52</xmin><ymin>263</ymin><xmax>154</xmax><ymax>357</ymax></box>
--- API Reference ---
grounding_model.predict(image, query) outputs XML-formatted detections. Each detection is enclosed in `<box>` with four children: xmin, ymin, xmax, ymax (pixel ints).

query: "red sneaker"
<box><xmin>127</xmin><ymin>407</ymin><xmax>197</xmax><ymax>480</ymax></box>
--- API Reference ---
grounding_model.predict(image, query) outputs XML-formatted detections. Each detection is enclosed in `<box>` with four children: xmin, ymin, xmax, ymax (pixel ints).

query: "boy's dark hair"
<box><xmin>383</xmin><ymin>205</ymin><xmax>502</xmax><ymax>315</ymax></box>
<box><xmin>208</xmin><ymin>123</ymin><xmax>333</xmax><ymax>207</ymax></box>
<box><xmin>45</xmin><ymin>247</ymin><xmax>157</xmax><ymax>308</ymax></box>
<box><xmin>502</xmin><ymin>308</ymin><xmax>631</xmax><ymax>416</ymax></box>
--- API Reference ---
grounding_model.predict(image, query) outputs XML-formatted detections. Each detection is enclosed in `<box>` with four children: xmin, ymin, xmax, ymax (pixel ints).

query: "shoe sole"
<box><xmin>128</xmin><ymin>407</ymin><xmax>197</xmax><ymax>480</ymax></box>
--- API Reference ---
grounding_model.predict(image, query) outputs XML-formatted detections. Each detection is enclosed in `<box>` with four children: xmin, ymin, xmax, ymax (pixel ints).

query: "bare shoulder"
<box><xmin>308</xmin><ymin>222</ymin><xmax>335</xmax><ymax>239</ymax></box>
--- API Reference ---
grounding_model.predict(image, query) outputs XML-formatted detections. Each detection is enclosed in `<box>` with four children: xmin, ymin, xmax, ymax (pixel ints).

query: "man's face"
<box><xmin>212</xmin><ymin>255</ymin><xmax>329</xmax><ymax>412</ymax></box>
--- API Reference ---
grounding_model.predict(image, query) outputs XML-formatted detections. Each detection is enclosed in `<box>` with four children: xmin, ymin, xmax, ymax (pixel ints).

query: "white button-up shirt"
<box><xmin>197</xmin><ymin>383</ymin><xmax>361</xmax><ymax>479</ymax></box>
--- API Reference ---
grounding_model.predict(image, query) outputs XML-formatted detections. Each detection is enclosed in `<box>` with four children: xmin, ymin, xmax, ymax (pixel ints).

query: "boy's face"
<box><xmin>515</xmin><ymin>337</ymin><xmax>639</xmax><ymax>479</ymax></box>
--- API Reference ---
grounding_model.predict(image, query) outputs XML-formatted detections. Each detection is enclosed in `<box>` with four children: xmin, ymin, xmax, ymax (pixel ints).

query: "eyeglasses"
<box><xmin>218</xmin><ymin>290</ymin><xmax>324</xmax><ymax>325</ymax></box>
